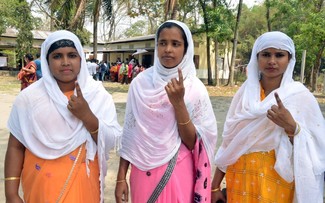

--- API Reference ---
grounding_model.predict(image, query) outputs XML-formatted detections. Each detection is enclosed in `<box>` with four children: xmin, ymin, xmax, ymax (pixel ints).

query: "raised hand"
<box><xmin>165</xmin><ymin>68</ymin><xmax>185</xmax><ymax>107</ymax></box>
<box><xmin>67</xmin><ymin>81</ymin><xmax>91</xmax><ymax>121</ymax></box>
<box><xmin>267</xmin><ymin>92</ymin><xmax>296</xmax><ymax>135</ymax></box>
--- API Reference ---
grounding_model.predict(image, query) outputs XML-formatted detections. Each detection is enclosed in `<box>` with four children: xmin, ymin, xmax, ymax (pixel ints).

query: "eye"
<box><xmin>52</xmin><ymin>54</ymin><xmax>61</xmax><ymax>59</ymax></box>
<box><xmin>69</xmin><ymin>53</ymin><xmax>79</xmax><ymax>58</ymax></box>
<box><xmin>275</xmin><ymin>53</ymin><xmax>285</xmax><ymax>58</ymax></box>
<box><xmin>173</xmin><ymin>42</ymin><xmax>181</xmax><ymax>47</ymax></box>
<box><xmin>261</xmin><ymin>52</ymin><xmax>271</xmax><ymax>57</ymax></box>
<box><xmin>158</xmin><ymin>41</ymin><xmax>166</xmax><ymax>46</ymax></box>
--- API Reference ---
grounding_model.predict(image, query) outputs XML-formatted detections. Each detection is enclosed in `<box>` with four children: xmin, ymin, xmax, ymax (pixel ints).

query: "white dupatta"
<box><xmin>119</xmin><ymin>20</ymin><xmax>218</xmax><ymax>170</ymax></box>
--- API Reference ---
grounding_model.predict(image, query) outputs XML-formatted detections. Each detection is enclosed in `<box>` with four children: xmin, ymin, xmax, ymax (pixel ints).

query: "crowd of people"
<box><xmin>17</xmin><ymin>51</ymin><xmax>146</xmax><ymax>92</ymax></box>
<box><xmin>4</xmin><ymin>20</ymin><xmax>325</xmax><ymax>203</ymax></box>
<box><xmin>85</xmin><ymin>57</ymin><xmax>146</xmax><ymax>85</ymax></box>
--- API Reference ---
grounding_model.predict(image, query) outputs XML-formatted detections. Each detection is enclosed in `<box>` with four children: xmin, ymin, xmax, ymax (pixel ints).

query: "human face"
<box><xmin>157</xmin><ymin>27</ymin><xmax>185</xmax><ymax>69</ymax></box>
<box><xmin>258</xmin><ymin>48</ymin><xmax>290</xmax><ymax>81</ymax></box>
<box><xmin>48</xmin><ymin>46</ymin><xmax>81</xmax><ymax>89</ymax></box>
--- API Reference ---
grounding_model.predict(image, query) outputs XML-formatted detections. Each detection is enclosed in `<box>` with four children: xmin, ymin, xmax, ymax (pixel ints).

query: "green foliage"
<box><xmin>75</xmin><ymin>28</ymin><xmax>91</xmax><ymax>46</ymax></box>
<box><xmin>123</xmin><ymin>20</ymin><xmax>147</xmax><ymax>38</ymax></box>
<box><xmin>13</xmin><ymin>1</ymin><xmax>34</xmax><ymax>59</ymax></box>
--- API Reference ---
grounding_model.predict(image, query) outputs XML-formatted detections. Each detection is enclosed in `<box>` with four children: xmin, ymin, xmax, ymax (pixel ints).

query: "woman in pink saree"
<box><xmin>115</xmin><ymin>20</ymin><xmax>218</xmax><ymax>203</ymax></box>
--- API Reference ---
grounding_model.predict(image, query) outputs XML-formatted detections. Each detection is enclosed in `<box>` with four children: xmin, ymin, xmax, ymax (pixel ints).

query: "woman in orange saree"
<box><xmin>5</xmin><ymin>30</ymin><xmax>121</xmax><ymax>203</ymax></box>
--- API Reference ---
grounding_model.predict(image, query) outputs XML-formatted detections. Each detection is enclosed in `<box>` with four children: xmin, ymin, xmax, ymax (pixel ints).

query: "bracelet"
<box><xmin>286</xmin><ymin>122</ymin><xmax>301</xmax><ymax>137</ymax></box>
<box><xmin>178</xmin><ymin>119</ymin><xmax>191</xmax><ymax>126</ymax></box>
<box><xmin>4</xmin><ymin>177</ymin><xmax>20</xmax><ymax>181</ymax></box>
<box><xmin>294</xmin><ymin>122</ymin><xmax>301</xmax><ymax>135</ymax></box>
<box><xmin>211</xmin><ymin>187</ymin><xmax>221</xmax><ymax>192</ymax></box>
<box><xmin>116</xmin><ymin>179</ymin><xmax>126</xmax><ymax>183</ymax></box>
<box><xmin>90</xmin><ymin>128</ymin><xmax>98</xmax><ymax>135</ymax></box>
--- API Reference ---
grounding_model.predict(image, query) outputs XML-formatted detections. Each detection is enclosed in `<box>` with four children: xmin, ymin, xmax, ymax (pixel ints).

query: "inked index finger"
<box><xmin>178</xmin><ymin>68</ymin><xmax>184</xmax><ymax>85</ymax></box>
<box><xmin>75</xmin><ymin>81</ymin><xmax>83</xmax><ymax>97</ymax></box>
<box><xmin>274</xmin><ymin>92</ymin><xmax>284</xmax><ymax>108</ymax></box>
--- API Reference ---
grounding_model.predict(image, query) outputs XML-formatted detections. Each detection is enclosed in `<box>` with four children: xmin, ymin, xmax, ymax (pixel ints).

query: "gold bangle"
<box><xmin>178</xmin><ymin>119</ymin><xmax>191</xmax><ymax>126</ymax></box>
<box><xmin>4</xmin><ymin>177</ymin><xmax>20</xmax><ymax>181</ymax></box>
<box><xmin>116</xmin><ymin>179</ymin><xmax>126</xmax><ymax>183</ymax></box>
<box><xmin>211</xmin><ymin>187</ymin><xmax>221</xmax><ymax>192</ymax></box>
<box><xmin>90</xmin><ymin>128</ymin><xmax>98</xmax><ymax>135</ymax></box>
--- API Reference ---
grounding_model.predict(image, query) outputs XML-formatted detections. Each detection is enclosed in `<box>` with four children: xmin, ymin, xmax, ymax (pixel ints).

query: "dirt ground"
<box><xmin>0</xmin><ymin>74</ymin><xmax>324</xmax><ymax>202</ymax></box>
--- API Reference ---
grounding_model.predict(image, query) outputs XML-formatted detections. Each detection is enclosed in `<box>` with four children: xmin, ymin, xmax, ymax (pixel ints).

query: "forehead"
<box><xmin>158</xmin><ymin>27</ymin><xmax>184</xmax><ymax>41</ymax></box>
<box><xmin>259</xmin><ymin>48</ymin><xmax>288</xmax><ymax>53</ymax></box>
<box><xmin>49</xmin><ymin>46</ymin><xmax>78</xmax><ymax>54</ymax></box>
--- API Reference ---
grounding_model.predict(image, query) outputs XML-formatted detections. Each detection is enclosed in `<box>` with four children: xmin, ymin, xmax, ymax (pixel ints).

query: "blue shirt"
<box><xmin>34</xmin><ymin>59</ymin><xmax>42</xmax><ymax>79</ymax></box>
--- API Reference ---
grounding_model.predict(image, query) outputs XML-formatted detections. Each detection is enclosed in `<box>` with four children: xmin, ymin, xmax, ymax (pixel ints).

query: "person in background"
<box><xmin>120</xmin><ymin>61</ymin><xmax>128</xmax><ymax>85</ymax></box>
<box><xmin>211</xmin><ymin>31</ymin><xmax>325</xmax><ymax>203</ymax></box>
<box><xmin>5</xmin><ymin>30</ymin><xmax>121</xmax><ymax>203</ymax></box>
<box><xmin>115</xmin><ymin>20</ymin><xmax>218</xmax><ymax>203</ymax></box>
<box><xmin>34</xmin><ymin>53</ymin><xmax>42</xmax><ymax>80</ymax></box>
<box><xmin>99</xmin><ymin>60</ymin><xmax>108</xmax><ymax>82</ymax></box>
<box><xmin>17</xmin><ymin>53</ymin><xmax>37</xmax><ymax>90</ymax></box>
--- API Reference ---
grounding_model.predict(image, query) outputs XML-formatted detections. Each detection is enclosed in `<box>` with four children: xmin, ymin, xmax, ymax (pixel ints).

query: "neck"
<box><xmin>57</xmin><ymin>81</ymin><xmax>75</xmax><ymax>93</ymax></box>
<box><xmin>260</xmin><ymin>76</ymin><xmax>282</xmax><ymax>96</ymax></box>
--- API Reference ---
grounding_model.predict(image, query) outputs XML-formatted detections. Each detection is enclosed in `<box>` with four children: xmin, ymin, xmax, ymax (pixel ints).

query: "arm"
<box><xmin>115</xmin><ymin>157</ymin><xmax>130</xmax><ymax>203</ymax></box>
<box><xmin>22</xmin><ymin>63</ymin><xmax>36</xmax><ymax>74</ymax></box>
<box><xmin>211</xmin><ymin>167</ymin><xmax>226</xmax><ymax>203</ymax></box>
<box><xmin>165</xmin><ymin>68</ymin><xmax>196</xmax><ymax>150</ymax></box>
<box><xmin>4</xmin><ymin>134</ymin><xmax>25</xmax><ymax>203</ymax></box>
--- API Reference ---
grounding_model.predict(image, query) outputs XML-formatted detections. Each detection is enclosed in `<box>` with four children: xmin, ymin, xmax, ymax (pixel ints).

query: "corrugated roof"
<box><xmin>107</xmin><ymin>34</ymin><xmax>155</xmax><ymax>44</ymax></box>
<box><xmin>1</xmin><ymin>28</ymin><xmax>52</xmax><ymax>40</ymax></box>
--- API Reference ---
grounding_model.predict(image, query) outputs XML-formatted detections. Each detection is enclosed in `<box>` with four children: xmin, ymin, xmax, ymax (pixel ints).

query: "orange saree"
<box><xmin>21</xmin><ymin>144</ymin><xmax>100</xmax><ymax>203</ymax></box>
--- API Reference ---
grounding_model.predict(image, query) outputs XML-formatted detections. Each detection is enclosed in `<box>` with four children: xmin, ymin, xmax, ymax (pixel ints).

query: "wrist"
<box><xmin>285</xmin><ymin>122</ymin><xmax>301</xmax><ymax>137</ymax></box>
<box><xmin>211</xmin><ymin>186</ymin><xmax>221</xmax><ymax>192</ymax></box>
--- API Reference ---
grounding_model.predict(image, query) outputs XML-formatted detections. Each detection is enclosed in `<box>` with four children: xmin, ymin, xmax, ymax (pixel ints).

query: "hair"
<box><xmin>25</xmin><ymin>53</ymin><xmax>34</xmax><ymax>61</ymax></box>
<box><xmin>36</xmin><ymin>53</ymin><xmax>40</xmax><ymax>58</ymax></box>
<box><xmin>46</xmin><ymin>39</ymin><xmax>76</xmax><ymax>61</ymax></box>
<box><xmin>156</xmin><ymin>22</ymin><xmax>188</xmax><ymax>54</ymax></box>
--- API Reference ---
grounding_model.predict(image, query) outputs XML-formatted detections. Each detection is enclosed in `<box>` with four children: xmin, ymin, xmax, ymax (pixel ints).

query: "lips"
<box><xmin>162</xmin><ymin>56</ymin><xmax>173</xmax><ymax>60</ymax></box>
<box><xmin>61</xmin><ymin>68</ymin><xmax>73</xmax><ymax>73</ymax></box>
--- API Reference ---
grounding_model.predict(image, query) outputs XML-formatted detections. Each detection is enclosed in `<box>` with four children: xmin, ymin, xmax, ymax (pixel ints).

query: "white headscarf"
<box><xmin>119</xmin><ymin>20</ymin><xmax>218</xmax><ymax>170</ymax></box>
<box><xmin>7</xmin><ymin>30</ymin><xmax>121</xmax><ymax>202</ymax></box>
<box><xmin>215</xmin><ymin>31</ymin><xmax>325</xmax><ymax>202</ymax></box>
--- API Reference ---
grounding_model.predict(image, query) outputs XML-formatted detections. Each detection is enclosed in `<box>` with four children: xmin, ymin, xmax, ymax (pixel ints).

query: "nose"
<box><xmin>165</xmin><ymin>44</ymin><xmax>172</xmax><ymax>53</ymax></box>
<box><xmin>61</xmin><ymin>56</ymin><xmax>70</xmax><ymax>66</ymax></box>
<box><xmin>268</xmin><ymin>55</ymin><xmax>276</xmax><ymax>64</ymax></box>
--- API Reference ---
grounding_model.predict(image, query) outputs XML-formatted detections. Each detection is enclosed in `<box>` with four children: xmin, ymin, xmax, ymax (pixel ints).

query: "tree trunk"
<box><xmin>69</xmin><ymin>0</ymin><xmax>87</xmax><ymax>31</ymax></box>
<box><xmin>265</xmin><ymin>0</ymin><xmax>272</xmax><ymax>31</ymax></box>
<box><xmin>311</xmin><ymin>43</ymin><xmax>325</xmax><ymax>92</ymax></box>
<box><xmin>214</xmin><ymin>38</ymin><xmax>219</xmax><ymax>86</ymax></box>
<box><xmin>228</xmin><ymin>0</ymin><xmax>243</xmax><ymax>86</ymax></box>
<box><xmin>199</xmin><ymin>0</ymin><xmax>213</xmax><ymax>85</ymax></box>
<box><xmin>93</xmin><ymin>0</ymin><xmax>102</xmax><ymax>60</ymax></box>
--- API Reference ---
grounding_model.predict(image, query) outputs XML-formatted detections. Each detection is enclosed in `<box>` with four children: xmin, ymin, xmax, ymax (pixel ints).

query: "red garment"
<box><xmin>18</xmin><ymin>61</ymin><xmax>37</xmax><ymax>90</ymax></box>
<box><xmin>128</xmin><ymin>64</ymin><xmax>133</xmax><ymax>78</ymax></box>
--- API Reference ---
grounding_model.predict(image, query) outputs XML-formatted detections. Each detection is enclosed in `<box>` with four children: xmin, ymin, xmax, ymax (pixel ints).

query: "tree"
<box><xmin>270</xmin><ymin>0</ymin><xmax>324</xmax><ymax>91</ymax></box>
<box><xmin>90</xmin><ymin>0</ymin><xmax>113</xmax><ymax>59</ymax></box>
<box><xmin>123</xmin><ymin>20</ymin><xmax>148</xmax><ymax>38</ymax></box>
<box><xmin>228</xmin><ymin>0</ymin><xmax>243</xmax><ymax>86</ymax></box>
<box><xmin>15</xmin><ymin>0</ymin><xmax>34</xmax><ymax>60</ymax></box>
